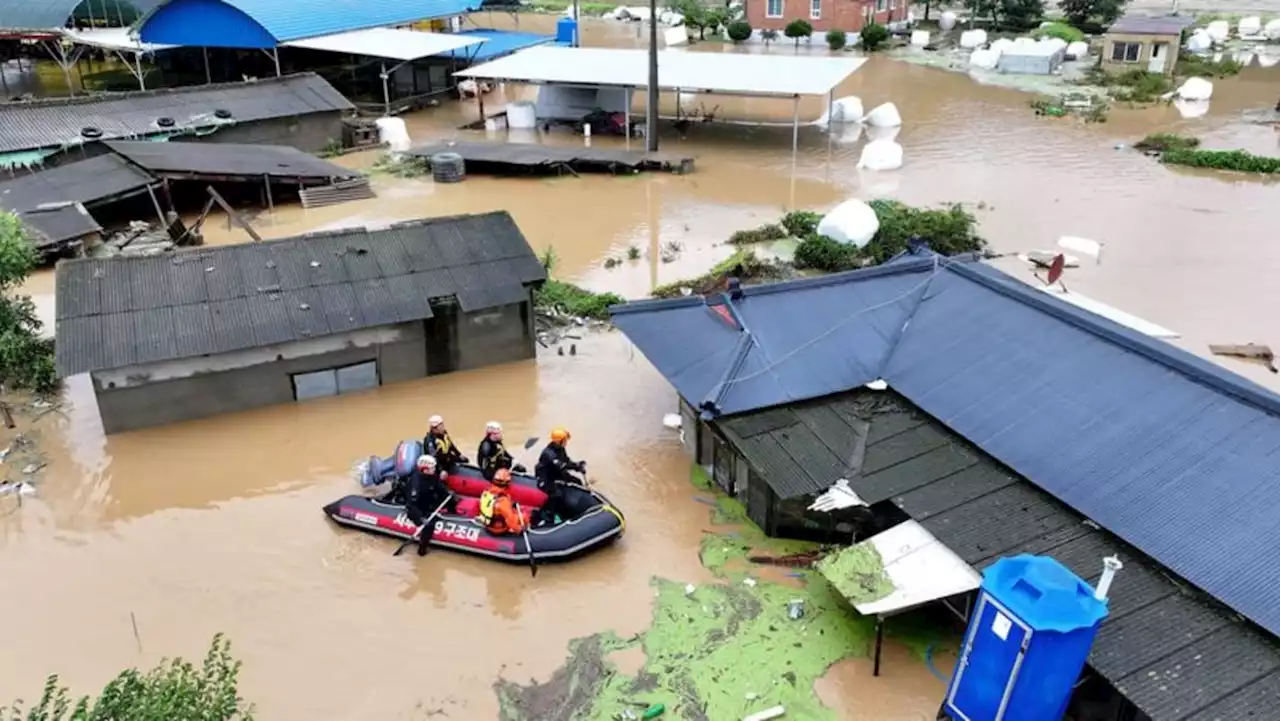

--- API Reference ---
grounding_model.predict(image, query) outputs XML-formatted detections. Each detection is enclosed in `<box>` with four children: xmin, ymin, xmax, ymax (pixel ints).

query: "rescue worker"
<box><xmin>478</xmin><ymin>469</ymin><xmax>525</xmax><ymax>535</ymax></box>
<box><xmin>477</xmin><ymin>421</ymin><xmax>526</xmax><ymax>480</ymax></box>
<box><xmin>406</xmin><ymin>454</ymin><xmax>455</xmax><ymax>556</ymax></box>
<box><xmin>423</xmin><ymin>415</ymin><xmax>467</xmax><ymax>474</ymax></box>
<box><xmin>533</xmin><ymin>428</ymin><xmax>585</xmax><ymax>527</ymax></box>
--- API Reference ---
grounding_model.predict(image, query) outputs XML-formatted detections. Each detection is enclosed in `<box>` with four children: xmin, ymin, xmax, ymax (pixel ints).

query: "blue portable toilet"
<box><xmin>942</xmin><ymin>554</ymin><xmax>1119</xmax><ymax>721</ymax></box>
<box><xmin>556</xmin><ymin>17</ymin><xmax>578</xmax><ymax>45</ymax></box>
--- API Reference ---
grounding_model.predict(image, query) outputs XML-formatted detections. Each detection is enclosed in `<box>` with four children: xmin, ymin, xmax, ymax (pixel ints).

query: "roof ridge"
<box><xmin>941</xmin><ymin>262</ymin><xmax>1280</xmax><ymax>419</ymax></box>
<box><xmin>0</xmin><ymin>73</ymin><xmax>326</xmax><ymax>113</ymax></box>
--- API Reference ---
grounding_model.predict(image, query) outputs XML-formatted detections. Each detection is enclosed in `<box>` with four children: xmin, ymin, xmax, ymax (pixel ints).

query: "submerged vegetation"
<box><xmin>1175</xmin><ymin>54</ymin><xmax>1244</xmax><ymax>79</ymax></box>
<box><xmin>1031</xmin><ymin>21</ymin><xmax>1085</xmax><ymax>43</ymax></box>
<box><xmin>0</xmin><ymin>213</ymin><xmax>57</xmax><ymax>393</ymax></box>
<box><xmin>650</xmin><ymin>250</ymin><xmax>791</xmax><ymax>299</ymax></box>
<box><xmin>1084</xmin><ymin>68</ymin><xmax>1173</xmax><ymax>104</ymax></box>
<box><xmin>1</xmin><ymin>635</ymin><xmax>253</xmax><ymax>720</ymax></box>
<box><xmin>793</xmin><ymin>201</ymin><xmax>985</xmax><ymax>272</ymax></box>
<box><xmin>534</xmin><ymin>245</ymin><xmax>625</xmax><ymax>320</ymax></box>
<box><xmin>1135</xmin><ymin>133</ymin><xmax>1280</xmax><ymax>174</ymax></box>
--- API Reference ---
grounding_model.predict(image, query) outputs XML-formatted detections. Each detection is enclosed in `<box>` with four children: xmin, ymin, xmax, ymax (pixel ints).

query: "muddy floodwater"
<box><xmin>4</xmin><ymin>12</ymin><xmax>1280</xmax><ymax>720</ymax></box>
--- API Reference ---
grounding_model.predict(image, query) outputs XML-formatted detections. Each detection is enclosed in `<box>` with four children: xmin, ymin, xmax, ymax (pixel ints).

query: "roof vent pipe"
<box><xmin>1094</xmin><ymin>555</ymin><xmax>1123</xmax><ymax>601</ymax></box>
<box><xmin>727</xmin><ymin>277</ymin><xmax>742</xmax><ymax>300</ymax></box>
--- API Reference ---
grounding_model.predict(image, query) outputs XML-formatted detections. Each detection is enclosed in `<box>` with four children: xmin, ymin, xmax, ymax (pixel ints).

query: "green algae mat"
<box><xmin>815</xmin><ymin>544</ymin><xmax>896</xmax><ymax>608</ymax></box>
<box><xmin>494</xmin><ymin>466</ymin><xmax>947</xmax><ymax>721</ymax></box>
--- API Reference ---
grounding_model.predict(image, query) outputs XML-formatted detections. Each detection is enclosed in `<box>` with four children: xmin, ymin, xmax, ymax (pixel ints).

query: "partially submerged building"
<box><xmin>0</xmin><ymin>73</ymin><xmax>352</xmax><ymax>168</ymax></box>
<box><xmin>1102</xmin><ymin>15</ymin><xmax>1193</xmax><ymax>76</ymax></box>
<box><xmin>54</xmin><ymin>211</ymin><xmax>547</xmax><ymax>433</ymax></box>
<box><xmin>611</xmin><ymin>251</ymin><xmax>1280</xmax><ymax>721</ymax></box>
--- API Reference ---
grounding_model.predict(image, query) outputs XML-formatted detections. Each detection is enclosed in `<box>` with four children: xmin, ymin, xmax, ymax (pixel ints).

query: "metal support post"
<box><xmin>791</xmin><ymin>94</ymin><xmax>801</xmax><ymax>155</ymax></box>
<box><xmin>645</xmin><ymin>0</ymin><xmax>659</xmax><ymax>152</ymax></box>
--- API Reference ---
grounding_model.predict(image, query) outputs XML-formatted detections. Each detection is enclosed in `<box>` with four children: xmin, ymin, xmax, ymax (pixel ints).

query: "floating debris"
<box><xmin>1210</xmin><ymin>343</ymin><xmax>1277</xmax><ymax>373</ymax></box>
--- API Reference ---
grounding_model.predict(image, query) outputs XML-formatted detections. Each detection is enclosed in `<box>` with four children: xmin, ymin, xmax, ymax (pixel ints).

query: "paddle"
<box><xmin>392</xmin><ymin>493</ymin><xmax>454</xmax><ymax>557</ymax></box>
<box><xmin>514</xmin><ymin>501</ymin><xmax>538</xmax><ymax>578</ymax></box>
<box><xmin>507</xmin><ymin>436</ymin><xmax>539</xmax><ymax>473</ymax></box>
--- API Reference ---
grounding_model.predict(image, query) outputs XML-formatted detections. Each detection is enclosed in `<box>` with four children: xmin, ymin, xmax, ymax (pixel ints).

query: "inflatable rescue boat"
<box><xmin>322</xmin><ymin>440</ymin><xmax>625</xmax><ymax>563</ymax></box>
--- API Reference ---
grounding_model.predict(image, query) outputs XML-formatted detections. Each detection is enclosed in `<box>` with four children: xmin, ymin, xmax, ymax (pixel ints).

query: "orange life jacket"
<box><xmin>479</xmin><ymin>487</ymin><xmax>524</xmax><ymax>535</ymax></box>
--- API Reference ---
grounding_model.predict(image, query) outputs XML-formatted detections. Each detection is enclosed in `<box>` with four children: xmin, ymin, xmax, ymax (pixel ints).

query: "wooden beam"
<box><xmin>205</xmin><ymin>185</ymin><xmax>262</xmax><ymax>243</ymax></box>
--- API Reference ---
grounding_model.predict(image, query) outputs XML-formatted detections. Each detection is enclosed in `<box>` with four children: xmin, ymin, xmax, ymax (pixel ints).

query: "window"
<box><xmin>291</xmin><ymin>360</ymin><xmax>379</xmax><ymax>401</ymax></box>
<box><xmin>876</xmin><ymin>0</ymin><xmax>887</xmax><ymax>11</ymax></box>
<box><xmin>810</xmin><ymin>0</ymin><xmax>821</xmax><ymax>19</ymax></box>
<box><xmin>1111</xmin><ymin>41</ymin><xmax>1141</xmax><ymax>62</ymax></box>
<box><xmin>766</xmin><ymin>0</ymin><xmax>782</xmax><ymax>18</ymax></box>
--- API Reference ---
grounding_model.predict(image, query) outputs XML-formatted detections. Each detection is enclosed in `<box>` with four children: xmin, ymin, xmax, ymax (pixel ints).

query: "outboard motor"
<box><xmin>357</xmin><ymin>440</ymin><xmax>425</xmax><ymax>489</ymax></box>
<box><xmin>393</xmin><ymin>440</ymin><xmax>424</xmax><ymax>477</ymax></box>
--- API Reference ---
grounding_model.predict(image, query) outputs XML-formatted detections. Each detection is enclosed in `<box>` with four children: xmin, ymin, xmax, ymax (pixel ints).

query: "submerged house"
<box><xmin>54</xmin><ymin>211</ymin><xmax>547</xmax><ymax>434</ymax></box>
<box><xmin>1101</xmin><ymin>15</ymin><xmax>1193</xmax><ymax>76</ymax></box>
<box><xmin>610</xmin><ymin>251</ymin><xmax>1280</xmax><ymax>721</ymax></box>
<box><xmin>0</xmin><ymin>73</ymin><xmax>352</xmax><ymax>168</ymax></box>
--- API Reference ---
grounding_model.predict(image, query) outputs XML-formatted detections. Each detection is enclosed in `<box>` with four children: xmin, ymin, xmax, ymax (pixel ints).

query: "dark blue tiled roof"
<box><xmin>609</xmin><ymin>252</ymin><xmax>1280</xmax><ymax>640</ymax></box>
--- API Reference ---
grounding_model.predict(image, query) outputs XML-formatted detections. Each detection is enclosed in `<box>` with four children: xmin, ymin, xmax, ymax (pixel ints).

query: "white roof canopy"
<box><xmin>283</xmin><ymin>28</ymin><xmax>484</xmax><ymax>63</ymax></box>
<box><xmin>455</xmin><ymin>46</ymin><xmax>865</xmax><ymax>97</ymax></box>
<box><xmin>62</xmin><ymin>28</ymin><xmax>175</xmax><ymax>54</ymax></box>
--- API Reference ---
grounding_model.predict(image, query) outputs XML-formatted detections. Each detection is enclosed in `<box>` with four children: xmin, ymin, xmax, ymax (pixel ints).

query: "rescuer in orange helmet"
<box><xmin>532</xmin><ymin>428</ymin><xmax>585</xmax><ymax>527</ymax></box>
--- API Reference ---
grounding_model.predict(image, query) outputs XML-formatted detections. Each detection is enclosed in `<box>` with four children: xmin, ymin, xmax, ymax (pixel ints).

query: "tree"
<box><xmin>727</xmin><ymin>20</ymin><xmax>753</xmax><ymax>43</ymax></box>
<box><xmin>760</xmin><ymin>28</ymin><xmax>779</xmax><ymax>46</ymax></box>
<box><xmin>0</xmin><ymin>213</ymin><xmax>55</xmax><ymax>394</ymax></box>
<box><xmin>1059</xmin><ymin>0</ymin><xmax>1129</xmax><ymax>26</ymax></box>
<box><xmin>999</xmin><ymin>0</ymin><xmax>1046</xmax><ymax>29</ymax></box>
<box><xmin>670</xmin><ymin>0</ymin><xmax>708</xmax><ymax>39</ymax></box>
<box><xmin>784</xmin><ymin>19</ymin><xmax>813</xmax><ymax>48</ymax></box>
<box><xmin>826</xmin><ymin>28</ymin><xmax>847</xmax><ymax>50</ymax></box>
<box><xmin>859</xmin><ymin>22</ymin><xmax>888</xmax><ymax>50</ymax></box>
<box><xmin>2</xmin><ymin>635</ymin><xmax>254</xmax><ymax>720</ymax></box>
<box><xmin>704</xmin><ymin>6</ymin><xmax>730</xmax><ymax>36</ymax></box>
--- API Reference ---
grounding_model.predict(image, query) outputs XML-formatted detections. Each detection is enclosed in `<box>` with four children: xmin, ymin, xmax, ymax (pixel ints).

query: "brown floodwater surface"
<box><xmin>6</xmin><ymin>14</ymin><xmax>1280</xmax><ymax>718</ymax></box>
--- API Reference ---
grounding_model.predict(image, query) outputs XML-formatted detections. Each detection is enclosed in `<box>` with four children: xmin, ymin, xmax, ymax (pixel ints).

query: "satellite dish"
<box><xmin>1046</xmin><ymin>253</ymin><xmax>1066</xmax><ymax>286</ymax></box>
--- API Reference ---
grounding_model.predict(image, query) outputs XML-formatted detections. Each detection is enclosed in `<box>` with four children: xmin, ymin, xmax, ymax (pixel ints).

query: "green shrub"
<box><xmin>826</xmin><ymin>29</ymin><xmax>847</xmax><ymax>50</ymax></box>
<box><xmin>0</xmin><ymin>213</ymin><xmax>57</xmax><ymax>393</ymax></box>
<box><xmin>1086</xmin><ymin>68</ymin><xmax>1173</xmax><ymax>103</ymax></box>
<box><xmin>651</xmin><ymin>250</ymin><xmax>788</xmax><ymax>299</ymax></box>
<box><xmin>784</xmin><ymin>19</ymin><xmax>813</xmax><ymax>48</ymax></box>
<box><xmin>727</xmin><ymin>223</ymin><xmax>787</xmax><ymax>245</ymax></box>
<box><xmin>859</xmin><ymin>22</ymin><xmax>889</xmax><ymax>51</ymax></box>
<box><xmin>534</xmin><ymin>279</ymin><xmax>625</xmax><ymax>319</ymax></box>
<box><xmin>862</xmin><ymin>200</ymin><xmax>985</xmax><ymax>263</ymax></box>
<box><xmin>780</xmin><ymin>210</ymin><xmax>822</xmax><ymax>238</ymax></box>
<box><xmin>794</xmin><ymin>235</ymin><xmax>861</xmax><ymax>272</ymax></box>
<box><xmin>1134</xmin><ymin>133</ymin><xmax>1199</xmax><ymax>153</ymax></box>
<box><xmin>760</xmin><ymin>28</ymin><xmax>779</xmax><ymax>45</ymax></box>
<box><xmin>1175</xmin><ymin>54</ymin><xmax>1243</xmax><ymax>78</ymax></box>
<box><xmin>2</xmin><ymin>635</ymin><xmax>253</xmax><ymax>720</ymax></box>
<box><xmin>727</xmin><ymin>20</ymin><xmax>753</xmax><ymax>43</ymax></box>
<box><xmin>1031</xmin><ymin>21</ymin><xmax>1085</xmax><ymax>43</ymax></box>
<box><xmin>1160</xmin><ymin>149</ymin><xmax>1280</xmax><ymax>174</ymax></box>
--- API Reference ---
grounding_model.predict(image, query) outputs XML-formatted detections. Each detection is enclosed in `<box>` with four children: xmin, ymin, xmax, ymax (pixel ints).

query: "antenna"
<box><xmin>1033</xmin><ymin>252</ymin><xmax>1069</xmax><ymax>292</ymax></box>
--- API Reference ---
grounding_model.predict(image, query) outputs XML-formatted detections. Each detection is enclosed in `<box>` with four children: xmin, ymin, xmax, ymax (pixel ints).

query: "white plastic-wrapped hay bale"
<box><xmin>1066</xmin><ymin>41</ymin><xmax>1090</xmax><ymax>60</ymax></box>
<box><xmin>1258</xmin><ymin>52</ymin><xmax>1280</xmax><ymax>68</ymax></box>
<box><xmin>864</xmin><ymin>102</ymin><xmax>902</xmax><ymax>128</ymax></box>
<box><xmin>817</xmin><ymin>95</ymin><xmax>864</xmax><ymax>125</ymax></box>
<box><xmin>858</xmin><ymin>140</ymin><xmax>904</xmax><ymax>171</ymax></box>
<box><xmin>1176</xmin><ymin>77</ymin><xmax>1214</xmax><ymax>101</ymax></box>
<box><xmin>506</xmin><ymin>101</ymin><xmax>538</xmax><ymax>129</ymax></box>
<box><xmin>374</xmin><ymin>117</ymin><xmax>411</xmax><ymax>153</ymax></box>
<box><xmin>1266</xmin><ymin>19</ymin><xmax>1280</xmax><ymax>40</ymax></box>
<box><xmin>816</xmin><ymin>200</ymin><xmax>880</xmax><ymax>247</ymax></box>
<box><xmin>1173</xmin><ymin>99</ymin><xmax>1210</xmax><ymax>119</ymax></box>
<box><xmin>990</xmin><ymin>37</ymin><xmax>1014</xmax><ymax>53</ymax></box>
<box><xmin>831</xmin><ymin>122</ymin><xmax>864</xmax><ymax>145</ymax></box>
<box><xmin>939</xmin><ymin>11</ymin><xmax>957</xmax><ymax>31</ymax></box>
<box><xmin>959</xmin><ymin>29</ymin><xmax>988</xmax><ymax>49</ymax></box>
<box><xmin>864</xmin><ymin>124</ymin><xmax>900</xmax><ymax>142</ymax></box>
<box><xmin>910</xmin><ymin>30</ymin><xmax>930</xmax><ymax>46</ymax></box>
<box><xmin>1184</xmin><ymin>29</ymin><xmax>1212</xmax><ymax>53</ymax></box>
<box><xmin>969</xmin><ymin>47</ymin><xmax>1002</xmax><ymax>70</ymax></box>
<box><xmin>1233</xmin><ymin>50</ymin><xmax>1255</xmax><ymax>66</ymax></box>
<box><xmin>1205</xmin><ymin>20</ymin><xmax>1230</xmax><ymax>42</ymax></box>
<box><xmin>1238</xmin><ymin>16</ymin><xmax>1262</xmax><ymax>36</ymax></box>
<box><xmin>1039</xmin><ymin>36</ymin><xmax>1068</xmax><ymax>54</ymax></box>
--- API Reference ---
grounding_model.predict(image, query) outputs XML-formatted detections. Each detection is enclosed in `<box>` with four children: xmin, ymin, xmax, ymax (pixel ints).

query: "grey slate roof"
<box><xmin>103</xmin><ymin>140</ymin><xmax>361</xmax><ymax>181</ymax></box>
<box><xmin>0</xmin><ymin>153</ymin><xmax>155</xmax><ymax>211</ymax></box>
<box><xmin>0</xmin><ymin>73</ymin><xmax>352</xmax><ymax>155</ymax></box>
<box><xmin>54</xmin><ymin>211</ymin><xmax>546</xmax><ymax>377</ymax></box>
<box><xmin>18</xmin><ymin>203</ymin><xmax>102</xmax><ymax>249</ymax></box>
<box><xmin>1109</xmin><ymin>14</ymin><xmax>1196</xmax><ymax>36</ymax></box>
<box><xmin>610</xmin><ymin>252</ymin><xmax>1280</xmax><ymax>644</ymax></box>
<box><xmin>0</xmin><ymin>0</ymin><xmax>164</xmax><ymax>31</ymax></box>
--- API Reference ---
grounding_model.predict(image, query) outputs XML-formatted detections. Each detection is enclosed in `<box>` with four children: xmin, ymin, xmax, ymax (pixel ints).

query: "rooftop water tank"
<box><xmin>556</xmin><ymin>17</ymin><xmax>578</xmax><ymax>45</ymax></box>
<box><xmin>942</xmin><ymin>554</ymin><xmax>1117</xmax><ymax>721</ymax></box>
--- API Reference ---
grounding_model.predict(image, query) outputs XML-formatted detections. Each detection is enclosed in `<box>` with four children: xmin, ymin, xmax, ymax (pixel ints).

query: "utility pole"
<box><xmin>573</xmin><ymin>0</ymin><xmax>581</xmax><ymax>45</ymax></box>
<box><xmin>646</xmin><ymin>0</ymin><xmax>660</xmax><ymax>151</ymax></box>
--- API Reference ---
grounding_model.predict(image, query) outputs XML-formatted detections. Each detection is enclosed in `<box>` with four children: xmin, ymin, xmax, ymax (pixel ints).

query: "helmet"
<box><xmin>493</xmin><ymin>468</ymin><xmax>512</xmax><ymax>486</ymax></box>
<box><xmin>550</xmin><ymin>428</ymin><xmax>571</xmax><ymax>444</ymax></box>
<box><xmin>485</xmin><ymin>421</ymin><xmax>502</xmax><ymax>434</ymax></box>
<box><xmin>429</xmin><ymin>415</ymin><xmax>444</xmax><ymax>428</ymax></box>
<box><xmin>416</xmin><ymin>455</ymin><xmax>436</xmax><ymax>469</ymax></box>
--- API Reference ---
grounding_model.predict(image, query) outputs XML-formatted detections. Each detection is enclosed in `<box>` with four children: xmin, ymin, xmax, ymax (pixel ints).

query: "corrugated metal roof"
<box><xmin>54</xmin><ymin>211</ymin><xmax>545</xmax><ymax>376</ymax></box>
<box><xmin>1109</xmin><ymin>14</ymin><xmax>1196</xmax><ymax>36</ymax></box>
<box><xmin>17</xmin><ymin>203</ymin><xmax>102</xmax><ymax>249</ymax></box>
<box><xmin>0</xmin><ymin>0</ymin><xmax>165</xmax><ymax>31</ymax></box>
<box><xmin>103</xmin><ymin>140</ymin><xmax>360</xmax><ymax>180</ymax></box>
<box><xmin>138</xmin><ymin>0</ymin><xmax>481</xmax><ymax>45</ymax></box>
<box><xmin>0</xmin><ymin>153</ymin><xmax>155</xmax><ymax>211</ymax></box>
<box><xmin>611</xmin><ymin>251</ymin><xmax>1280</xmax><ymax>641</ymax></box>
<box><xmin>0</xmin><ymin>73</ymin><xmax>351</xmax><ymax>154</ymax></box>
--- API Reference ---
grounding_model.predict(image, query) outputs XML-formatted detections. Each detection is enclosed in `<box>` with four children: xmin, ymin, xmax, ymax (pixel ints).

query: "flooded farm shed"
<box><xmin>52</xmin><ymin>211</ymin><xmax>547</xmax><ymax>433</ymax></box>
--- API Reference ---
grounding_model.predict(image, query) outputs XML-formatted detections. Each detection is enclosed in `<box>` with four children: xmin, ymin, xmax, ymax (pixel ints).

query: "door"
<box><xmin>946</xmin><ymin>594</ymin><xmax>1032</xmax><ymax>721</ymax></box>
<box><xmin>1148</xmin><ymin>43</ymin><xmax>1167</xmax><ymax>73</ymax></box>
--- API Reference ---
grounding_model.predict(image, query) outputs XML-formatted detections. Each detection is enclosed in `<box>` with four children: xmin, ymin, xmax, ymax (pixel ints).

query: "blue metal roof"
<box><xmin>138</xmin><ymin>0</ymin><xmax>481</xmax><ymax>48</ymax></box>
<box><xmin>0</xmin><ymin>0</ymin><xmax>163</xmax><ymax>30</ymax></box>
<box><xmin>610</xmin><ymin>252</ymin><xmax>1280</xmax><ymax>640</ymax></box>
<box><xmin>449</xmin><ymin>29</ymin><xmax>557</xmax><ymax>62</ymax></box>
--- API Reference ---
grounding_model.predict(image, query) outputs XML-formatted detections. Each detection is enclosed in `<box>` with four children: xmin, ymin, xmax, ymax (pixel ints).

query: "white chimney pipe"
<box><xmin>1095</xmin><ymin>556</ymin><xmax>1123</xmax><ymax>601</ymax></box>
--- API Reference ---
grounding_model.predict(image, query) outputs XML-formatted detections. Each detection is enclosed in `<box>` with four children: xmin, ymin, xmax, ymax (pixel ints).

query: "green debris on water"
<box><xmin>815</xmin><ymin>544</ymin><xmax>896</xmax><ymax>607</ymax></box>
<box><xmin>494</xmin><ymin>464</ymin><xmax>949</xmax><ymax>720</ymax></box>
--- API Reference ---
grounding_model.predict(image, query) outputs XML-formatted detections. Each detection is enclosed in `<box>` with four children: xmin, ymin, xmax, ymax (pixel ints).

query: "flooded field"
<box><xmin>3</xmin><ymin>11</ymin><xmax>1280</xmax><ymax>720</ymax></box>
